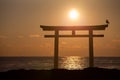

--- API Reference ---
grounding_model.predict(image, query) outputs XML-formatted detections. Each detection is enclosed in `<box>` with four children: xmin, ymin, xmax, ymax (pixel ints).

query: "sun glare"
<box><xmin>69</xmin><ymin>9</ymin><xmax>79</xmax><ymax>20</ymax></box>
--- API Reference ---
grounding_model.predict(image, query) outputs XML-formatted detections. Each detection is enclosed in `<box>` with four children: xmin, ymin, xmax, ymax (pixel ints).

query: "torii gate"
<box><xmin>40</xmin><ymin>22</ymin><xmax>109</xmax><ymax>69</ymax></box>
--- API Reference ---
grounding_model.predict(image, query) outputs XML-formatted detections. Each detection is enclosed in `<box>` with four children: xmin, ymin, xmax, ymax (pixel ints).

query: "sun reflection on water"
<box><xmin>59</xmin><ymin>56</ymin><xmax>88</xmax><ymax>70</ymax></box>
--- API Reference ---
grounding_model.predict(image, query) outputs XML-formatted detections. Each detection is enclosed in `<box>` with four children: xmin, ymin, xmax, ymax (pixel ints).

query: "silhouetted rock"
<box><xmin>0</xmin><ymin>67</ymin><xmax>120</xmax><ymax>80</ymax></box>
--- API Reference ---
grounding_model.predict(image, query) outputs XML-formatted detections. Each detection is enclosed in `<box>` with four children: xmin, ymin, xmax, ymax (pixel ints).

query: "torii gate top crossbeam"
<box><xmin>40</xmin><ymin>24</ymin><xmax>108</xmax><ymax>31</ymax></box>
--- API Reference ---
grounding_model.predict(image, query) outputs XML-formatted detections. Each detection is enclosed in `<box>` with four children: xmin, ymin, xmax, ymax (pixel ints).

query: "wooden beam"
<box><xmin>40</xmin><ymin>24</ymin><xmax>108</xmax><ymax>31</ymax></box>
<box><xmin>44</xmin><ymin>35</ymin><xmax>104</xmax><ymax>38</ymax></box>
<box><xmin>72</xmin><ymin>30</ymin><xmax>75</xmax><ymax>35</ymax></box>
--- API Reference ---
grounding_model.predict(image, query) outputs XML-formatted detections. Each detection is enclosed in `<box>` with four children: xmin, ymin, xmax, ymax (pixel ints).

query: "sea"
<box><xmin>0</xmin><ymin>56</ymin><xmax>120</xmax><ymax>72</ymax></box>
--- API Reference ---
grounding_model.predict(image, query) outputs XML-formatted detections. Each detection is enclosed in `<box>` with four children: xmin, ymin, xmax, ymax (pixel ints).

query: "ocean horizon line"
<box><xmin>0</xmin><ymin>56</ymin><xmax>120</xmax><ymax>58</ymax></box>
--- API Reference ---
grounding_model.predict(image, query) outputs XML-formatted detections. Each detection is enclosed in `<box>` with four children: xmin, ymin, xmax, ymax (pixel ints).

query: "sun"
<box><xmin>69</xmin><ymin>9</ymin><xmax>79</xmax><ymax>20</ymax></box>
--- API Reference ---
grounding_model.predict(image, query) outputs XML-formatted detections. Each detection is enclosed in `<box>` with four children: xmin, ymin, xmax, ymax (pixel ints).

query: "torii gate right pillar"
<box><xmin>89</xmin><ymin>29</ymin><xmax>94</xmax><ymax>67</ymax></box>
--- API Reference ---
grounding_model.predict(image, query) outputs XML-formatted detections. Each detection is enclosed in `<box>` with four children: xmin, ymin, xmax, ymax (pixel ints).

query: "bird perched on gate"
<box><xmin>106</xmin><ymin>19</ymin><xmax>110</xmax><ymax>24</ymax></box>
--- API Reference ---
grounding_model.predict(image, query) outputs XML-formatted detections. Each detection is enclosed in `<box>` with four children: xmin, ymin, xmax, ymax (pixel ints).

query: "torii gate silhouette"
<box><xmin>40</xmin><ymin>21</ymin><xmax>109</xmax><ymax>69</ymax></box>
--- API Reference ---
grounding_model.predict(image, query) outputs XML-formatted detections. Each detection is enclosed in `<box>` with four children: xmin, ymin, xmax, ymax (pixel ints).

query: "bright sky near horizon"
<box><xmin>0</xmin><ymin>0</ymin><xmax>120</xmax><ymax>57</ymax></box>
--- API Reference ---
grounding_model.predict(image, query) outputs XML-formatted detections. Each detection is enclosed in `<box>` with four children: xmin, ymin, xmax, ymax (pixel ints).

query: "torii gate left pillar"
<box><xmin>54</xmin><ymin>30</ymin><xmax>59</xmax><ymax>68</ymax></box>
<box><xmin>40</xmin><ymin>23</ymin><xmax>108</xmax><ymax>69</ymax></box>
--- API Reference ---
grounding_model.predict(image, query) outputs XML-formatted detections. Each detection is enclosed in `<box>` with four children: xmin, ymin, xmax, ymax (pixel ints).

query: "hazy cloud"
<box><xmin>104</xmin><ymin>44</ymin><xmax>116</xmax><ymax>49</ymax></box>
<box><xmin>61</xmin><ymin>41</ymin><xmax>67</xmax><ymax>45</ymax></box>
<box><xmin>29</xmin><ymin>34</ymin><xmax>41</xmax><ymax>38</ymax></box>
<box><xmin>112</xmin><ymin>39</ymin><xmax>120</xmax><ymax>43</ymax></box>
<box><xmin>0</xmin><ymin>35</ymin><xmax>7</xmax><ymax>39</ymax></box>
<box><xmin>60</xmin><ymin>44</ymin><xmax>83</xmax><ymax>49</ymax></box>
<box><xmin>17</xmin><ymin>35</ymin><xmax>24</xmax><ymax>38</ymax></box>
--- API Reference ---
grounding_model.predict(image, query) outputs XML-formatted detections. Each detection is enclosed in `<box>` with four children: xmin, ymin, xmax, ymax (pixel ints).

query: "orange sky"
<box><xmin>0</xmin><ymin>0</ymin><xmax>120</xmax><ymax>56</ymax></box>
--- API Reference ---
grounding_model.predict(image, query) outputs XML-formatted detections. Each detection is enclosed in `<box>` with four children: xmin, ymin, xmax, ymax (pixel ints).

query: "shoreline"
<box><xmin>0</xmin><ymin>67</ymin><xmax>120</xmax><ymax>80</ymax></box>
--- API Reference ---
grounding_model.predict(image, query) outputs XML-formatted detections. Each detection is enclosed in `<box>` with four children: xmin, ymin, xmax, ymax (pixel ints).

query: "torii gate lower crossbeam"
<box><xmin>40</xmin><ymin>24</ymin><xmax>108</xmax><ymax>69</ymax></box>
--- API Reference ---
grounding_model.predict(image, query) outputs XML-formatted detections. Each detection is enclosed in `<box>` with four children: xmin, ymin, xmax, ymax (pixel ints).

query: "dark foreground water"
<box><xmin>0</xmin><ymin>56</ymin><xmax>120</xmax><ymax>72</ymax></box>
